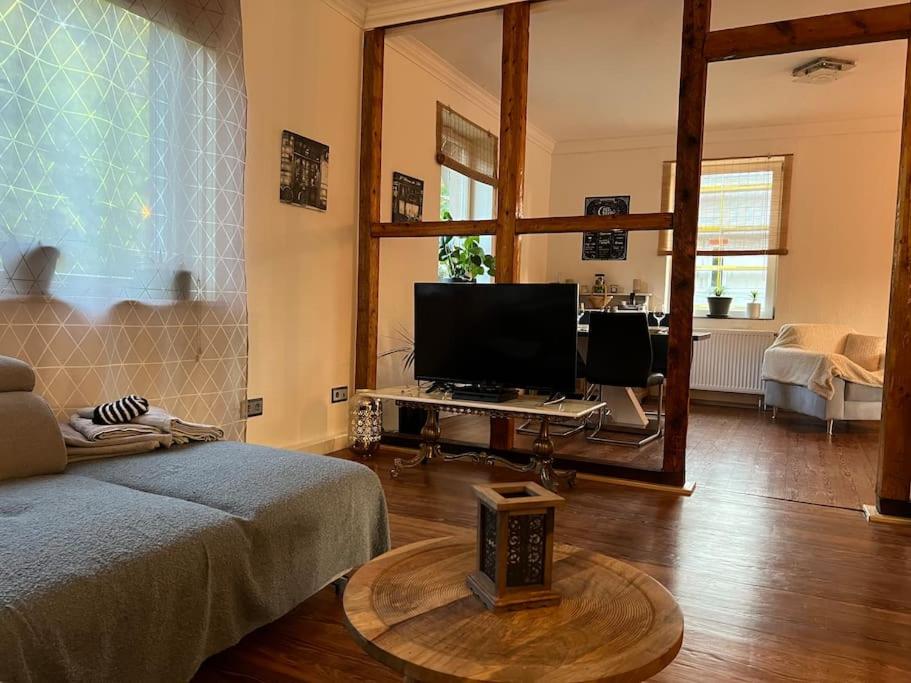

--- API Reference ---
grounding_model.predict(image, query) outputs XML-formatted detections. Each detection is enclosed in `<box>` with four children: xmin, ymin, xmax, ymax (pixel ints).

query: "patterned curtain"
<box><xmin>0</xmin><ymin>0</ymin><xmax>248</xmax><ymax>439</ymax></box>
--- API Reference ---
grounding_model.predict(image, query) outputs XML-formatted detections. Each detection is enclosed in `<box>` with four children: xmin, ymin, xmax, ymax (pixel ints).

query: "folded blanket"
<box><xmin>76</xmin><ymin>405</ymin><xmax>224</xmax><ymax>445</ymax></box>
<box><xmin>60</xmin><ymin>423</ymin><xmax>173</xmax><ymax>449</ymax></box>
<box><xmin>69</xmin><ymin>414</ymin><xmax>162</xmax><ymax>442</ymax></box>
<box><xmin>59</xmin><ymin>423</ymin><xmax>172</xmax><ymax>462</ymax></box>
<box><xmin>762</xmin><ymin>347</ymin><xmax>884</xmax><ymax>400</ymax></box>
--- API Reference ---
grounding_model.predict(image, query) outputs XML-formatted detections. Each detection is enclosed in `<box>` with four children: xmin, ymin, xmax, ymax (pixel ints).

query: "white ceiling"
<box><xmin>392</xmin><ymin>0</ymin><xmax>907</xmax><ymax>141</ymax></box>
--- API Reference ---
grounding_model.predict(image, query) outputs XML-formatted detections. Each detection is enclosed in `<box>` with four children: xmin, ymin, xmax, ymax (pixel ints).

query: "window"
<box><xmin>436</xmin><ymin>103</ymin><xmax>498</xmax><ymax>283</ymax></box>
<box><xmin>660</xmin><ymin>156</ymin><xmax>792</xmax><ymax>318</ymax></box>
<box><xmin>439</xmin><ymin>167</ymin><xmax>495</xmax><ymax>282</ymax></box>
<box><xmin>0</xmin><ymin>0</ymin><xmax>245</xmax><ymax>305</ymax></box>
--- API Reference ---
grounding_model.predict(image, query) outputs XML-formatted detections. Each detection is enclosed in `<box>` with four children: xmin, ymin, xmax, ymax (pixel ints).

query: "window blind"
<box><xmin>436</xmin><ymin>103</ymin><xmax>498</xmax><ymax>186</ymax></box>
<box><xmin>659</xmin><ymin>156</ymin><xmax>792</xmax><ymax>256</ymax></box>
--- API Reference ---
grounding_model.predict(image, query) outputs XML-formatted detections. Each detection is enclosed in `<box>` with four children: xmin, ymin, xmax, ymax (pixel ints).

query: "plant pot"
<box><xmin>445</xmin><ymin>276</ymin><xmax>475</xmax><ymax>284</ymax></box>
<box><xmin>746</xmin><ymin>301</ymin><xmax>762</xmax><ymax>319</ymax></box>
<box><xmin>707</xmin><ymin>296</ymin><xmax>733</xmax><ymax>317</ymax></box>
<box><xmin>398</xmin><ymin>405</ymin><xmax>427</xmax><ymax>435</ymax></box>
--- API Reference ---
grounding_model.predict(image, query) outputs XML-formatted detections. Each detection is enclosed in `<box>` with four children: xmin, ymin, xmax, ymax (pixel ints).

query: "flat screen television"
<box><xmin>413</xmin><ymin>283</ymin><xmax>578</xmax><ymax>395</ymax></box>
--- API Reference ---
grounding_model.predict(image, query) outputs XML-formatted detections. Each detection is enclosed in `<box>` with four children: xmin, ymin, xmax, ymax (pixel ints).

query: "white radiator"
<box><xmin>690</xmin><ymin>329</ymin><xmax>775</xmax><ymax>394</ymax></box>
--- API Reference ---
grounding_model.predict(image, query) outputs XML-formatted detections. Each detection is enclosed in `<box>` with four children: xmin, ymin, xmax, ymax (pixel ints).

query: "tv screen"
<box><xmin>413</xmin><ymin>283</ymin><xmax>578</xmax><ymax>394</ymax></box>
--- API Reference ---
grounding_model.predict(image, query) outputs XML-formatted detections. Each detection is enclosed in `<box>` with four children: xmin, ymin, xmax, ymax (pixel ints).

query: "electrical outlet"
<box><xmin>331</xmin><ymin>386</ymin><xmax>349</xmax><ymax>404</ymax></box>
<box><xmin>246</xmin><ymin>397</ymin><xmax>264</xmax><ymax>418</ymax></box>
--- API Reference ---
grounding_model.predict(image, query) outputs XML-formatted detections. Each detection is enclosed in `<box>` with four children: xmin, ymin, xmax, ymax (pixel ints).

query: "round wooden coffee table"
<box><xmin>343</xmin><ymin>536</ymin><xmax>683</xmax><ymax>682</ymax></box>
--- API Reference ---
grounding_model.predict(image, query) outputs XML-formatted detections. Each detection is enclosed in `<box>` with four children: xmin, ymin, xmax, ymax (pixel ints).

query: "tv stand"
<box><xmin>450</xmin><ymin>386</ymin><xmax>519</xmax><ymax>403</ymax></box>
<box><xmin>353</xmin><ymin>386</ymin><xmax>606</xmax><ymax>491</ymax></box>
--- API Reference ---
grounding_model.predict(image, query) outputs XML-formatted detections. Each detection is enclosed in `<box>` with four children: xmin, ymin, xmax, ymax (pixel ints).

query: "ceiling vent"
<box><xmin>792</xmin><ymin>57</ymin><xmax>856</xmax><ymax>84</ymax></box>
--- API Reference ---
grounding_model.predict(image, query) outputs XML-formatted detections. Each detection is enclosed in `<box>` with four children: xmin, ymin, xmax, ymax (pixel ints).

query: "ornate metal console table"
<box><xmin>354</xmin><ymin>386</ymin><xmax>606</xmax><ymax>491</ymax></box>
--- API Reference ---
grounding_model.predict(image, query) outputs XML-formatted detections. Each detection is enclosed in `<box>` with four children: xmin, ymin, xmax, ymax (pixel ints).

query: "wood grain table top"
<box><xmin>343</xmin><ymin>536</ymin><xmax>683</xmax><ymax>682</ymax></box>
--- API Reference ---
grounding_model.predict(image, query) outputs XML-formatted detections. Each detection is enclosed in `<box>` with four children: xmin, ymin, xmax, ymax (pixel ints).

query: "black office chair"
<box><xmin>585</xmin><ymin>312</ymin><xmax>665</xmax><ymax>446</ymax></box>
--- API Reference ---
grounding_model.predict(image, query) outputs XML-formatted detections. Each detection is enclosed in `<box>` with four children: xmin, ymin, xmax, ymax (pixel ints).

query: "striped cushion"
<box><xmin>92</xmin><ymin>395</ymin><xmax>150</xmax><ymax>425</ymax></box>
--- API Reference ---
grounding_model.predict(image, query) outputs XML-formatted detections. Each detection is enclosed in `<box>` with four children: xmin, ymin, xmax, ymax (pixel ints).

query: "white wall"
<box><xmin>546</xmin><ymin>117</ymin><xmax>901</xmax><ymax>336</ymax></box>
<box><xmin>376</xmin><ymin>36</ymin><xmax>554</xmax><ymax>387</ymax></box>
<box><xmin>242</xmin><ymin>0</ymin><xmax>362</xmax><ymax>450</ymax></box>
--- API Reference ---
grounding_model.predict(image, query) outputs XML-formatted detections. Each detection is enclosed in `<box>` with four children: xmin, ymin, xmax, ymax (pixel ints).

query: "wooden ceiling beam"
<box><xmin>517</xmin><ymin>213</ymin><xmax>672</xmax><ymax>235</ymax></box>
<box><xmin>372</xmin><ymin>220</ymin><xmax>497</xmax><ymax>237</ymax></box>
<box><xmin>705</xmin><ymin>4</ymin><xmax>911</xmax><ymax>62</ymax></box>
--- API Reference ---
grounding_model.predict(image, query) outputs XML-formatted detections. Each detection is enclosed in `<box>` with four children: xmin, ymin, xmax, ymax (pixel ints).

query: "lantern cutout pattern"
<box><xmin>467</xmin><ymin>482</ymin><xmax>565</xmax><ymax>612</ymax></box>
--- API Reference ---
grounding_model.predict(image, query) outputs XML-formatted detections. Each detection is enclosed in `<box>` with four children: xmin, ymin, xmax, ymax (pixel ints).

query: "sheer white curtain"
<box><xmin>0</xmin><ymin>0</ymin><xmax>248</xmax><ymax>438</ymax></box>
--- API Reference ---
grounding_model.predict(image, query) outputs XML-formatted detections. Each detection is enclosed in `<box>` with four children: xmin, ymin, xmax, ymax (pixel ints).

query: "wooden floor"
<box><xmin>196</xmin><ymin>445</ymin><xmax>911</xmax><ymax>683</ymax></box>
<box><xmin>443</xmin><ymin>404</ymin><xmax>881</xmax><ymax>510</ymax></box>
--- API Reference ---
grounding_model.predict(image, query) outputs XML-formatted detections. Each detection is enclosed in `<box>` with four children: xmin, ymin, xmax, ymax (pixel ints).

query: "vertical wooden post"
<box><xmin>355</xmin><ymin>29</ymin><xmax>385</xmax><ymax>390</ymax></box>
<box><xmin>662</xmin><ymin>0</ymin><xmax>711</xmax><ymax>484</ymax></box>
<box><xmin>876</xmin><ymin>38</ymin><xmax>911</xmax><ymax>518</ymax></box>
<box><xmin>494</xmin><ymin>1</ymin><xmax>529</xmax><ymax>285</ymax></box>
<box><xmin>490</xmin><ymin>2</ymin><xmax>530</xmax><ymax>450</ymax></box>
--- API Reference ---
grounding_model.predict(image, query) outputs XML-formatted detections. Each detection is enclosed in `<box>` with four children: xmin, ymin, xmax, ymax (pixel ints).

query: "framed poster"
<box><xmin>581</xmin><ymin>195</ymin><xmax>630</xmax><ymax>261</ymax></box>
<box><xmin>392</xmin><ymin>172</ymin><xmax>424</xmax><ymax>223</ymax></box>
<box><xmin>279</xmin><ymin>130</ymin><xmax>329</xmax><ymax>211</ymax></box>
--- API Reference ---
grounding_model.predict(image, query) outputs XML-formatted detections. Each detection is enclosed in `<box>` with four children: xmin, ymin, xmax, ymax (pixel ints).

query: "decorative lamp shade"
<box><xmin>467</xmin><ymin>482</ymin><xmax>565</xmax><ymax>612</ymax></box>
<box><xmin>350</xmin><ymin>396</ymin><xmax>383</xmax><ymax>456</ymax></box>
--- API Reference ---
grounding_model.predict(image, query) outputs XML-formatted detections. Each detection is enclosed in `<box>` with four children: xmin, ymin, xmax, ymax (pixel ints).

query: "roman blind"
<box><xmin>436</xmin><ymin>103</ymin><xmax>498</xmax><ymax>186</ymax></box>
<box><xmin>659</xmin><ymin>156</ymin><xmax>792</xmax><ymax>256</ymax></box>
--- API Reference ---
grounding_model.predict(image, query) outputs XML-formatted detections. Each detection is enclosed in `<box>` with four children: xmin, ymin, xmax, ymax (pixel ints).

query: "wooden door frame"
<box><xmin>356</xmin><ymin>2</ymin><xmax>911</xmax><ymax>507</ymax></box>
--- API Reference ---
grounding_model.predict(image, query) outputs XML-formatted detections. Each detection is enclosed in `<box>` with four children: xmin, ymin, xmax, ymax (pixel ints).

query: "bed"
<box><xmin>0</xmin><ymin>357</ymin><xmax>390</xmax><ymax>683</ymax></box>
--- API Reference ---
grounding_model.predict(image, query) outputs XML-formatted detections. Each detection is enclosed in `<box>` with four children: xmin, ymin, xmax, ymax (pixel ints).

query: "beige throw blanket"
<box><xmin>60</xmin><ymin>423</ymin><xmax>173</xmax><ymax>462</ymax></box>
<box><xmin>76</xmin><ymin>405</ymin><xmax>224</xmax><ymax>445</ymax></box>
<box><xmin>762</xmin><ymin>324</ymin><xmax>884</xmax><ymax>399</ymax></box>
<box><xmin>69</xmin><ymin>414</ymin><xmax>162</xmax><ymax>441</ymax></box>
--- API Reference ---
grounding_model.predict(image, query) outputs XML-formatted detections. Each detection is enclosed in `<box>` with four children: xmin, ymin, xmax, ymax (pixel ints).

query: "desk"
<box><xmin>576</xmin><ymin>327</ymin><xmax>712</xmax><ymax>430</ymax></box>
<box><xmin>356</xmin><ymin>386</ymin><xmax>605</xmax><ymax>490</ymax></box>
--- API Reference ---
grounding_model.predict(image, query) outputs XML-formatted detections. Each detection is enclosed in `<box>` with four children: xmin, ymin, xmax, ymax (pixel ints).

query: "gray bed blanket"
<box><xmin>0</xmin><ymin>442</ymin><xmax>390</xmax><ymax>683</ymax></box>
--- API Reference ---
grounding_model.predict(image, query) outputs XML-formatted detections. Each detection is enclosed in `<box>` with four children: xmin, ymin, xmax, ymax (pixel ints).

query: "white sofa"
<box><xmin>761</xmin><ymin>324</ymin><xmax>884</xmax><ymax>435</ymax></box>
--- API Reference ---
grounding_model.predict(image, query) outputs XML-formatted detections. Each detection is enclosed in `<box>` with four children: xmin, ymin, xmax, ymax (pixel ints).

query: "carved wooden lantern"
<box><xmin>467</xmin><ymin>482</ymin><xmax>565</xmax><ymax>612</ymax></box>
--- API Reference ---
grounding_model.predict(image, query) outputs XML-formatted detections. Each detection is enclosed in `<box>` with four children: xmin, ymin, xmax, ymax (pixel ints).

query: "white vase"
<box><xmin>746</xmin><ymin>302</ymin><xmax>762</xmax><ymax>319</ymax></box>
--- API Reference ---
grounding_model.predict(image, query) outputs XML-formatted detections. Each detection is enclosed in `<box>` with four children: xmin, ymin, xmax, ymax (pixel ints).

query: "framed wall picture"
<box><xmin>581</xmin><ymin>195</ymin><xmax>630</xmax><ymax>261</ymax></box>
<box><xmin>280</xmin><ymin>130</ymin><xmax>329</xmax><ymax>210</ymax></box>
<box><xmin>392</xmin><ymin>172</ymin><xmax>424</xmax><ymax>223</ymax></box>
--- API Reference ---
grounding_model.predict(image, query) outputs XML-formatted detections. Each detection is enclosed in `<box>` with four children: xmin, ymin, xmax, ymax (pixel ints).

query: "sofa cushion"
<box><xmin>844</xmin><ymin>382</ymin><xmax>883</xmax><ymax>403</ymax></box>
<box><xmin>0</xmin><ymin>355</ymin><xmax>35</xmax><ymax>392</ymax></box>
<box><xmin>0</xmin><ymin>392</ymin><xmax>67</xmax><ymax>481</ymax></box>
<box><xmin>843</xmin><ymin>334</ymin><xmax>885</xmax><ymax>372</ymax></box>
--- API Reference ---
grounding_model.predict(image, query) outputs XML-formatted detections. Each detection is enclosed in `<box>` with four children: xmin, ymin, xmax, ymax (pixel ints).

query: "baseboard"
<box><xmin>690</xmin><ymin>389</ymin><xmax>763</xmax><ymax>408</ymax></box>
<box><xmin>863</xmin><ymin>504</ymin><xmax>911</xmax><ymax>526</ymax></box>
<box><xmin>576</xmin><ymin>473</ymin><xmax>696</xmax><ymax>496</ymax></box>
<box><xmin>291</xmin><ymin>433</ymin><xmax>349</xmax><ymax>455</ymax></box>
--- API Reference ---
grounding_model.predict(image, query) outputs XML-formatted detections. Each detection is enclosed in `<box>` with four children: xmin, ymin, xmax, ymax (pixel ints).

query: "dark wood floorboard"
<box><xmin>442</xmin><ymin>404</ymin><xmax>880</xmax><ymax>510</ymax></box>
<box><xmin>196</xmin><ymin>446</ymin><xmax>911</xmax><ymax>683</ymax></box>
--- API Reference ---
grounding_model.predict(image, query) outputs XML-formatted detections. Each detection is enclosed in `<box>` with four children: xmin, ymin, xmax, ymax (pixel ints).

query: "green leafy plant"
<box><xmin>377</xmin><ymin>325</ymin><xmax>415</xmax><ymax>374</ymax></box>
<box><xmin>438</xmin><ymin>235</ymin><xmax>495</xmax><ymax>282</ymax></box>
<box><xmin>712</xmin><ymin>286</ymin><xmax>726</xmax><ymax>297</ymax></box>
<box><xmin>750</xmin><ymin>290</ymin><xmax>760</xmax><ymax>302</ymax></box>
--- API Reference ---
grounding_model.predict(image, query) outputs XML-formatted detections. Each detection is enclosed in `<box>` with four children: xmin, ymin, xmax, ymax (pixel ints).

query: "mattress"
<box><xmin>0</xmin><ymin>442</ymin><xmax>390</xmax><ymax>682</ymax></box>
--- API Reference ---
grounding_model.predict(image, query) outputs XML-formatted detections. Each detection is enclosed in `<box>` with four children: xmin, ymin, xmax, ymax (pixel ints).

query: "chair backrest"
<box><xmin>585</xmin><ymin>312</ymin><xmax>653</xmax><ymax>387</ymax></box>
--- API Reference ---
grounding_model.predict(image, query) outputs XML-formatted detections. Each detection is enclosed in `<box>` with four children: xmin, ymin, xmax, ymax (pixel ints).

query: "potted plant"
<box><xmin>746</xmin><ymin>291</ymin><xmax>762</xmax><ymax>319</ymax></box>
<box><xmin>707</xmin><ymin>286</ymin><xmax>733</xmax><ymax>318</ymax></box>
<box><xmin>377</xmin><ymin>328</ymin><xmax>425</xmax><ymax>435</ymax></box>
<box><xmin>438</xmin><ymin>234</ymin><xmax>495</xmax><ymax>283</ymax></box>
